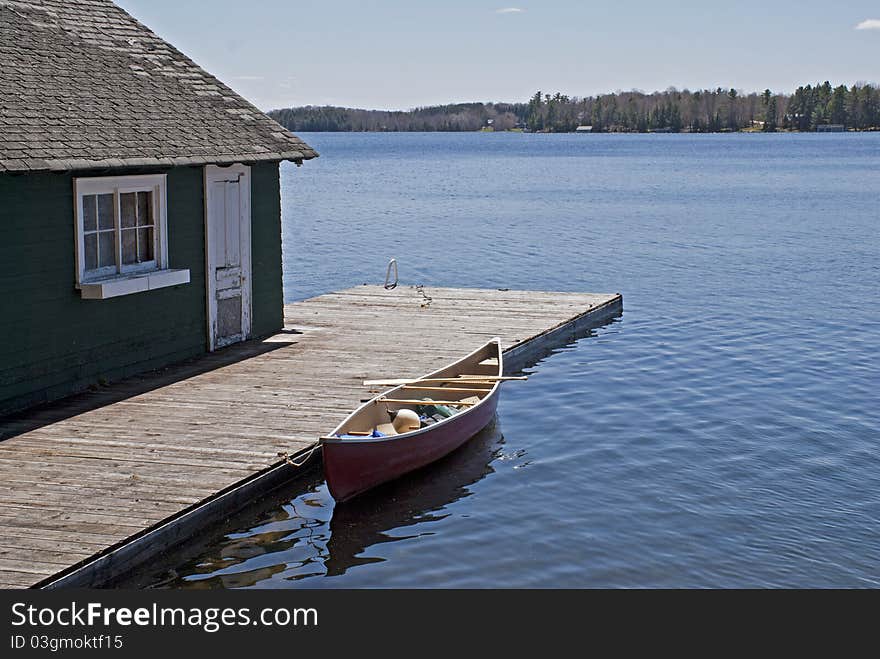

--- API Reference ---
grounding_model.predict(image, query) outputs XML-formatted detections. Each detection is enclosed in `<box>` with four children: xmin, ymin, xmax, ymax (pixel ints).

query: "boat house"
<box><xmin>0</xmin><ymin>0</ymin><xmax>317</xmax><ymax>415</ymax></box>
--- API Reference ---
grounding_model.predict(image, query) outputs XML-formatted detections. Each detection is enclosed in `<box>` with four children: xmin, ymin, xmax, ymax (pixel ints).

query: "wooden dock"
<box><xmin>0</xmin><ymin>285</ymin><xmax>621</xmax><ymax>588</ymax></box>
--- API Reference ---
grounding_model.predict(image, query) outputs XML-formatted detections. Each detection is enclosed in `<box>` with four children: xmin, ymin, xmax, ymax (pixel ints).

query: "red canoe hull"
<box><xmin>322</xmin><ymin>385</ymin><xmax>500</xmax><ymax>502</ymax></box>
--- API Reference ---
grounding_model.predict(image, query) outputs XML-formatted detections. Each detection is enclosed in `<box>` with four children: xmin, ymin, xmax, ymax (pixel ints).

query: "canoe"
<box><xmin>321</xmin><ymin>338</ymin><xmax>504</xmax><ymax>502</ymax></box>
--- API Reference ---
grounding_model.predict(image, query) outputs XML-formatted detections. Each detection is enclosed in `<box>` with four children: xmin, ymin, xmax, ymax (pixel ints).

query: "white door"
<box><xmin>205</xmin><ymin>164</ymin><xmax>251</xmax><ymax>351</ymax></box>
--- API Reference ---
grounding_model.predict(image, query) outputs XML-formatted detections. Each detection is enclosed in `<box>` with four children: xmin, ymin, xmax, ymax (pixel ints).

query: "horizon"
<box><xmin>265</xmin><ymin>81</ymin><xmax>879</xmax><ymax>113</ymax></box>
<box><xmin>115</xmin><ymin>0</ymin><xmax>880</xmax><ymax>113</ymax></box>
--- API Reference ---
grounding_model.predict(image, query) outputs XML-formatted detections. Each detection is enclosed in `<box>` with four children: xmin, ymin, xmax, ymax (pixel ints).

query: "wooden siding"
<box><xmin>249</xmin><ymin>162</ymin><xmax>284</xmax><ymax>338</ymax></box>
<box><xmin>0</xmin><ymin>162</ymin><xmax>284</xmax><ymax>415</ymax></box>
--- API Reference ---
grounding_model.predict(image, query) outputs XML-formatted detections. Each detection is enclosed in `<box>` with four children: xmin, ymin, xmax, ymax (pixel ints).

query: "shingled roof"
<box><xmin>0</xmin><ymin>0</ymin><xmax>317</xmax><ymax>173</ymax></box>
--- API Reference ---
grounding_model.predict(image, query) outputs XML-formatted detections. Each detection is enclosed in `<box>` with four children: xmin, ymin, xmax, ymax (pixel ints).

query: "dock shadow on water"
<box><xmin>140</xmin><ymin>422</ymin><xmax>505</xmax><ymax>588</ymax></box>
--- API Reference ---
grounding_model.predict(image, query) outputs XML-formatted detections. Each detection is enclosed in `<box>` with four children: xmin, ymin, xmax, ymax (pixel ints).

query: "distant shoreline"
<box><xmin>270</xmin><ymin>82</ymin><xmax>880</xmax><ymax>134</ymax></box>
<box><xmin>289</xmin><ymin>127</ymin><xmax>880</xmax><ymax>134</ymax></box>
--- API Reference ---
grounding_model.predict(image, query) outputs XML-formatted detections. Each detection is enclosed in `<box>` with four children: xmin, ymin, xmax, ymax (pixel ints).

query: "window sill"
<box><xmin>79</xmin><ymin>269</ymin><xmax>190</xmax><ymax>300</ymax></box>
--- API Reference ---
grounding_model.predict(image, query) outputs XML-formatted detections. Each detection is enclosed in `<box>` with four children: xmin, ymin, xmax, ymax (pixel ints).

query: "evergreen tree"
<box><xmin>669</xmin><ymin>103</ymin><xmax>682</xmax><ymax>132</ymax></box>
<box><xmin>828</xmin><ymin>85</ymin><xmax>848</xmax><ymax>126</ymax></box>
<box><xmin>591</xmin><ymin>96</ymin><xmax>604</xmax><ymax>132</ymax></box>
<box><xmin>764</xmin><ymin>97</ymin><xmax>777</xmax><ymax>132</ymax></box>
<box><xmin>727</xmin><ymin>88</ymin><xmax>739</xmax><ymax>129</ymax></box>
<box><xmin>811</xmin><ymin>104</ymin><xmax>826</xmax><ymax>130</ymax></box>
<box><xmin>526</xmin><ymin>91</ymin><xmax>544</xmax><ymax>131</ymax></box>
<box><xmin>863</xmin><ymin>85</ymin><xmax>880</xmax><ymax>128</ymax></box>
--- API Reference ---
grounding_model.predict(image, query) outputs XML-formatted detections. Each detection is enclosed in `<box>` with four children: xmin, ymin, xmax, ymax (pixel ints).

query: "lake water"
<box><xmin>152</xmin><ymin>132</ymin><xmax>879</xmax><ymax>588</ymax></box>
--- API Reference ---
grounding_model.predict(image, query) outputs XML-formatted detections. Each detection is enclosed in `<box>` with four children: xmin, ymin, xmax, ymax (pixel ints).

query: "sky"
<box><xmin>115</xmin><ymin>0</ymin><xmax>880</xmax><ymax>111</ymax></box>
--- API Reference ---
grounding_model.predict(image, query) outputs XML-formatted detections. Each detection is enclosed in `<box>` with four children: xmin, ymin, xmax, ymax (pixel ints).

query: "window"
<box><xmin>74</xmin><ymin>174</ymin><xmax>189</xmax><ymax>299</ymax></box>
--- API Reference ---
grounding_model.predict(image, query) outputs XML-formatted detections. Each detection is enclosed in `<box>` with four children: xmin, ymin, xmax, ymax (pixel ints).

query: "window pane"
<box><xmin>97</xmin><ymin>193</ymin><xmax>114</xmax><ymax>230</ymax></box>
<box><xmin>137</xmin><ymin>191</ymin><xmax>153</xmax><ymax>227</ymax></box>
<box><xmin>98</xmin><ymin>231</ymin><xmax>115</xmax><ymax>268</ymax></box>
<box><xmin>120</xmin><ymin>192</ymin><xmax>137</xmax><ymax>229</ymax></box>
<box><xmin>82</xmin><ymin>195</ymin><xmax>97</xmax><ymax>232</ymax></box>
<box><xmin>84</xmin><ymin>233</ymin><xmax>98</xmax><ymax>271</ymax></box>
<box><xmin>138</xmin><ymin>227</ymin><xmax>154</xmax><ymax>262</ymax></box>
<box><xmin>122</xmin><ymin>229</ymin><xmax>137</xmax><ymax>265</ymax></box>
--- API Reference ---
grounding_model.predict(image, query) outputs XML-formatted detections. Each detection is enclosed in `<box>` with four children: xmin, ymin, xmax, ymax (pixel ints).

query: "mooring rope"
<box><xmin>277</xmin><ymin>443</ymin><xmax>319</xmax><ymax>468</ymax></box>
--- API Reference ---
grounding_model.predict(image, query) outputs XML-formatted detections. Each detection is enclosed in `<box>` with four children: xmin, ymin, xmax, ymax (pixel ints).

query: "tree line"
<box><xmin>268</xmin><ymin>82</ymin><xmax>880</xmax><ymax>133</ymax></box>
<box><xmin>269</xmin><ymin>102</ymin><xmax>523</xmax><ymax>132</ymax></box>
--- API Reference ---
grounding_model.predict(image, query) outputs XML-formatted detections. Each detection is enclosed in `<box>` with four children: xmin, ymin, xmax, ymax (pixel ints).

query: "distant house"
<box><xmin>816</xmin><ymin>124</ymin><xmax>845</xmax><ymax>132</ymax></box>
<box><xmin>0</xmin><ymin>0</ymin><xmax>317</xmax><ymax>414</ymax></box>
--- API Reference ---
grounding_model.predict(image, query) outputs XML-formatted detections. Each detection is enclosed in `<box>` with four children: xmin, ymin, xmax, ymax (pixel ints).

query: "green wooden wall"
<box><xmin>0</xmin><ymin>161</ymin><xmax>283</xmax><ymax>416</ymax></box>
<box><xmin>250</xmin><ymin>162</ymin><xmax>284</xmax><ymax>338</ymax></box>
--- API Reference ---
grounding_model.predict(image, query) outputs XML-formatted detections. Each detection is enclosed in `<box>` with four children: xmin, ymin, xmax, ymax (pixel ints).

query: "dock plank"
<box><xmin>0</xmin><ymin>285</ymin><xmax>620</xmax><ymax>588</ymax></box>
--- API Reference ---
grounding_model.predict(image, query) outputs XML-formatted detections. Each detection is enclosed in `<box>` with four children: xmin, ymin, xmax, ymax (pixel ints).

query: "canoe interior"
<box><xmin>330</xmin><ymin>339</ymin><xmax>502</xmax><ymax>439</ymax></box>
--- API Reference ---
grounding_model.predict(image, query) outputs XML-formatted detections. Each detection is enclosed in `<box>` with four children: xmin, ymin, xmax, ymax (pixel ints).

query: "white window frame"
<box><xmin>73</xmin><ymin>174</ymin><xmax>189</xmax><ymax>300</ymax></box>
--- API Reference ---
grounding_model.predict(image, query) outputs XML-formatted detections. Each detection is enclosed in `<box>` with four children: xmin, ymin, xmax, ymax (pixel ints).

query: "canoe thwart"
<box><xmin>363</xmin><ymin>375</ymin><xmax>526</xmax><ymax>387</ymax></box>
<box><xmin>376</xmin><ymin>398</ymin><xmax>479</xmax><ymax>407</ymax></box>
<box><xmin>399</xmin><ymin>385</ymin><xmax>495</xmax><ymax>393</ymax></box>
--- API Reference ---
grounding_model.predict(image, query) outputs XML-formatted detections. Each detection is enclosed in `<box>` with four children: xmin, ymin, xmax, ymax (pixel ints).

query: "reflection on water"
<box><xmin>325</xmin><ymin>419</ymin><xmax>502</xmax><ymax>578</ymax></box>
<box><xmin>149</xmin><ymin>420</ymin><xmax>506</xmax><ymax>588</ymax></box>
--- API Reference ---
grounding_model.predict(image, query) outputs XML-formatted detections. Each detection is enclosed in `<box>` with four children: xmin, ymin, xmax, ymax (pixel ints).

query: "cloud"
<box><xmin>495</xmin><ymin>7</ymin><xmax>524</xmax><ymax>14</ymax></box>
<box><xmin>231</xmin><ymin>75</ymin><xmax>265</xmax><ymax>81</ymax></box>
<box><xmin>855</xmin><ymin>19</ymin><xmax>880</xmax><ymax>30</ymax></box>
